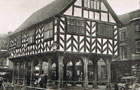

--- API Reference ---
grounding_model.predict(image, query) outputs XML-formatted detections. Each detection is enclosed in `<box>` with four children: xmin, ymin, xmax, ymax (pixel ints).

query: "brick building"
<box><xmin>112</xmin><ymin>9</ymin><xmax>140</xmax><ymax>82</ymax></box>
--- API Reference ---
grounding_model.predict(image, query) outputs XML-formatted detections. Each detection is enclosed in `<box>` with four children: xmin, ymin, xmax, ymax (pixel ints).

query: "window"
<box><xmin>28</xmin><ymin>29</ymin><xmax>35</xmax><ymax>45</ymax></box>
<box><xmin>84</xmin><ymin>0</ymin><xmax>100</xmax><ymax>10</ymax></box>
<box><xmin>16</xmin><ymin>34</ymin><xmax>22</xmax><ymax>48</ymax></box>
<box><xmin>120</xmin><ymin>30</ymin><xmax>127</xmax><ymax>41</ymax></box>
<box><xmin>44</xmin><ymin>21</ymin><xmax>53</xmax><ymax>41</ymax></box>
<box><xmin>136</xmin><ymin>41</ymin><xmax>140</xmax><ymax>53</ymax></box>
<box><xmin>67</xmin><ymin>18</ymin><xmax>85</xmax><ymax>35</ymax></box>
<box><xmin>120</xmin><ymin>46</ymin><xmax>127</xmax><ymax>60</ymax></box>
<box><xmin>135</xmin><ymin>24</ymin><xmax>140</xmax><ymax>31</ymax></box>
<box><xmin>97</xmin><ymin>23</ymin><xmax>114</xmax><ymax>38</ymax></box>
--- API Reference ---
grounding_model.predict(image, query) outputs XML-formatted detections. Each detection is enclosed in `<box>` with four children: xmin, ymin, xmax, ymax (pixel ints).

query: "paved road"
<box><xmin>47</xmin><ymin>85</ymin><xmax>107</xmax><ymax>90</ymax></box>
<box><xmin>3</xmin><ymin>85</ymin><xmax>107</xmax><ymax>90</ymax></box>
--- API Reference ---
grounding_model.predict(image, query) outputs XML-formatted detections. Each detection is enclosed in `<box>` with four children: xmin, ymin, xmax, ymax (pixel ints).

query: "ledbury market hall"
<box><xmin>8</xmin><ymin>0</ymin><xmax>121</xmax><ymax>89</ymax></box>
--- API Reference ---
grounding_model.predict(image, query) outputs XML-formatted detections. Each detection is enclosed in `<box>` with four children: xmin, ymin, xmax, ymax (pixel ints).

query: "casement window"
<box><xmin>135</xmin><ymin>24</ymin><xmax>140</xmax><ymax>31</ymax></box>
<box><xmin>28</xmin><ymin>29</ymin><xmax>35</xmax><ymax>45</ymax></box>
<box><xmin>16</xmin><ymin>34</ymin><xmax>22</xmax><ymax>48</ymax></box>
<box><xmin>97</xmin><ymin>23</ymin><xmax>114</xmax><ymax>38</ymax></box>
<box><xmin>120</xmin><ymin>30</ymin><xmax>127</xmax><ymax>41</ymax></box>
<box><xmin>67</xmin><ymin>18</ymin><xmax>85</xmax><ymax>35</ymax></box>
<box><xmin>120</xmin><ymin>46</ymin><xmax>127</xmax><ymax>60</ymax></box>
<box><xmin>136</xmin><ymin>41</ymin><xmax>140</xmax><ymax>53</ymax></box>
<box><xmin>84</xmin><ymin>0</ymin><xmax>100</xmax><ymax>10</ymax></box>
<box><xmin>44</xmin><ymin>21</ymin><xmax>53</xmax><ymax>41</ymax></box>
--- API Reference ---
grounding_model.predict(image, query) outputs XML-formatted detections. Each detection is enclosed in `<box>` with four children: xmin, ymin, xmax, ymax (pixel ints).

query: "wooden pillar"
<box><xmin>58</xmin><ymin>54</ymin><xmax>64</xmax><ymax>89</ymax></box>
<box><xmin>72</xmin><ymin>62</ymin><xmax>76</xmax><ymax>80</ymax></box>
<box><xmin>93</xmin><ymin>60</ymin><xmax>98</xmax><ymax>88</ymax></box>
<box><xmin>47</xmin><ymin>57</ymin><xmax>52</xmax><ymax>87</ymax></box>
<box><xmin>56</xmin><ymin>61</ymin><xmax>58</xmax><ymax>80</ymax></box>
<box><xmin>18</xmin><ymin>62</ymin><xmax>21</xmax><ymax>84</ymax></box>
<box><xmin>30</xmin><ymin>60</ymin><xmax>35</xmax><ymax>86</ymax></box>
<box><xmin>23</xmin><ymin>61</ymin><xmax>28</xmax><ymax>86</ymax></box>
<box><xmin>39</xmin><ymin>59</ymin><xmax>43</xmax><ymax>75</ymax></box>
<box><xmin>63</xmin><ymin>64</ymin><xmax>67</xmax><ymax>81</ymax></box>
<box><xmin>63</xmin><ymin>64</ymin><xmax>67</xmax><ymax>86</ymax></box>
<box><xmin>82</xmin><ymin>56</ymin><xmax>88</xmax><ymax>90</ymax></box>
<box><xmin>105</xmin><ymin>59</ymin><xmax>111</xmax><ymax>90</ymax></box>
<box><xmin>72</xmin><ymin>62</ymin><xmax>76</xmax><ymax>86</ymax></box>
<box><xmin>12</xmin><ymin>62</ymin><xmax>16</xmax><ymax>84</ymax></box>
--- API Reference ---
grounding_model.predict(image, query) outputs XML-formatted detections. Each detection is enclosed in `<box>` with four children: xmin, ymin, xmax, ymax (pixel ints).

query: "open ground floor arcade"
<box><xmin>10</xmin><ymin>52</ymin><xmax>113</xmax><ymax>90</ymax></box>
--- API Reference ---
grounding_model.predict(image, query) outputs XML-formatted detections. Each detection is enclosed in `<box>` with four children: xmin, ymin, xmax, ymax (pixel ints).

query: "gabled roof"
<box><xmin>119</xmin><ymin>13</ymin><xmax>130</xmax><ymax>25</ymax></box>
<box><xmin>10</xmin><ymin>0</ymin><xmax>76</xmax><ymax>36</ymax></box>
<box><xmin>119</xmin><ymin>9</ymin><xmax>140</xmax><ymax>25</ymax></box>
<box><xmin>10</xmin><ymin>0</ymin><xmax>121</xmax><ymax>36</ymax></box>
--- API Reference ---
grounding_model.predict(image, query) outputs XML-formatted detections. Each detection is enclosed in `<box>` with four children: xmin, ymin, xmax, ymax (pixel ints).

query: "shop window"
<box><xmin>28</xmin><ymin>29</ymin><xmax>35</xmax><ymax>45</ymax></box>
<box><xmin>67</xmin><ymin>18</ymin><xmax>85</xmax><ymax>35</ymax></box>
<box><xmin>120</xmin><ymin>30</ymin><xmax>127</xmax><ymax>41</ymax></box>
<box><xmin>135</xmin><ymin>24</ymin><xmax>140</xmax><ymax>31</ymax></box>
<box><xmin>44</xmin><ymin>21</ymin><xmax>53</xmax><ymax>41</ymax></box>
<box><xmin>120</xmin><ymin>46</ymin><xmax>127</xmax><ymax>60</ymax></box>
<box><xmin>97</xmin><ymin>23</ymin><xmax>114</xmax><ymax>38</ymax></box>
<box><xmin>136</xmin><ymin>41</ymin><xmax>140</xmax><ymax>53</ymax></box>
<box><xmin>16</xmin><ymin>34</ymin><xmax>22</xmax><ymax>48</ymax></box>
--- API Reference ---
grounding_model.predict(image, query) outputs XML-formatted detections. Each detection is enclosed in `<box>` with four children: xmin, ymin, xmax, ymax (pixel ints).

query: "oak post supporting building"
<box><xmin>8</xmin><ymin>0</ymin><xmax>121</xmax><ymax>90</ymax></box>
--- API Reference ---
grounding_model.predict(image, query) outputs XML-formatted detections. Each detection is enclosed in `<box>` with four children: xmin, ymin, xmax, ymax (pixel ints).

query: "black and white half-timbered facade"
<box><xmin>8</xmin><ymin>0</ymin><xmax>121</xmax><ymax>90</ymax></box>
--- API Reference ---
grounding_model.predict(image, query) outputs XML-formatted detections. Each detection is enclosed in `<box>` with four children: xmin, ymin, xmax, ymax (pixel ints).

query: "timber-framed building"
<box><xmin>8</xmin><ymin>0</ymin><xmax>121</xmax><ymax>89</ymax></box>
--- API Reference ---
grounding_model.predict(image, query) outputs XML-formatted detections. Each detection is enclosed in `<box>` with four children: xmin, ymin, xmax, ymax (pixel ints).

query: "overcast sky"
<box><xmin>0</xmin><ymin>0</ymin><xmax>139</xmax><ymax>34</ymax></box>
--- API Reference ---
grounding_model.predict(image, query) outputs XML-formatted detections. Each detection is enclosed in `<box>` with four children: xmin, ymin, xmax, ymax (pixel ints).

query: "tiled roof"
<box><xmin>10</xmin><ymin>0</ymin><xmax>75</xmax><ymax>35</ymax></box>
<box><xmin>119</xmin><ymin>9</ymin><xmax>140</xmax><ymax>25</ymax></box>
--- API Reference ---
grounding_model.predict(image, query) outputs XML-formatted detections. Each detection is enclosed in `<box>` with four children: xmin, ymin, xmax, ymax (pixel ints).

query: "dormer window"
<box><xmin>16</xmin><ymin>34</ymin><xmax>22</xmax><ymax>48</ymax></box>
<box><xmin>44</xmin><ymin>21</ymin><xmax>53</xmax><ymax>41</ymax></box>
<box><xmin>67</xmin><ymin>18</ymin><xmax>85</xmax><ymax>35</ymax></box>
<box><xmin>28</xmin><ymin>29</ymin><xmax>35</xmax><ymax>45</ymax></box>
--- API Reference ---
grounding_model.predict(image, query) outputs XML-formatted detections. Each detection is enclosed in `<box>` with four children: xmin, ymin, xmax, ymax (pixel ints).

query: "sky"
<box><xmin>0</xmin><ymin>0</ymin><xmax>139</xmax><ymax>34</ymax></box>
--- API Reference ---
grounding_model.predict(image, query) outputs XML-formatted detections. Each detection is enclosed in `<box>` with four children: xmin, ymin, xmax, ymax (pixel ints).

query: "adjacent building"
<box><xmin>0</xmin><ymin>34</ymin><xmax>12</xmax><ymax>81</ymax></box>
<box><xmin>112</xmin><ymin>9</ymin><xmax>140</xmax><ymax>82</ymax></box>
<box><xmin>8</xmin><ymin>0</ymin><xmax>121</xmax><ymax>89</ymax></box>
